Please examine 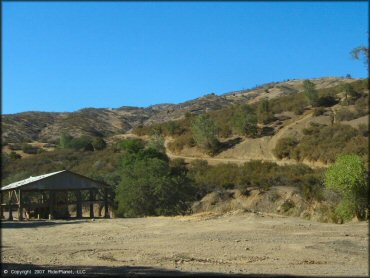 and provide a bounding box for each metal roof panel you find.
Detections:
[1,170,66,191]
